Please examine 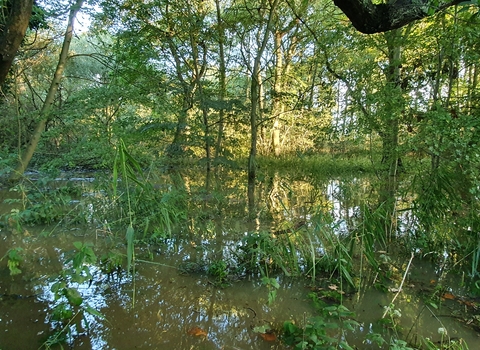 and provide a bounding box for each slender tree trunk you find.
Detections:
[11,0,84,180]
[214,0,226,159]
[430,9,458,171]
[248,0,279,217]
[468,64,478,112]
[0,0,33,88]
[271,31,284,157]
[379,28,404,238]
[191,34,210,170]
[164,3,196,156]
